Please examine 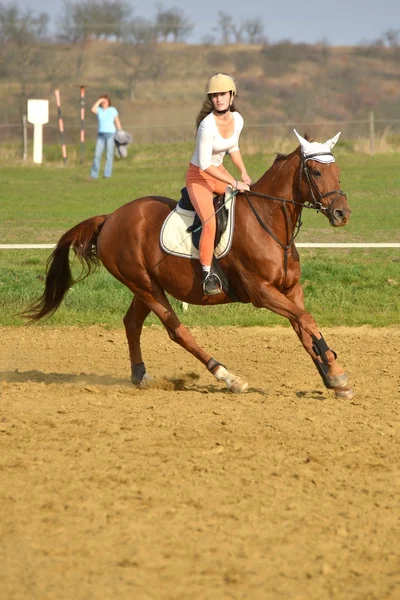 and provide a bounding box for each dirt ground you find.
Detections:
[0,325,399,600]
